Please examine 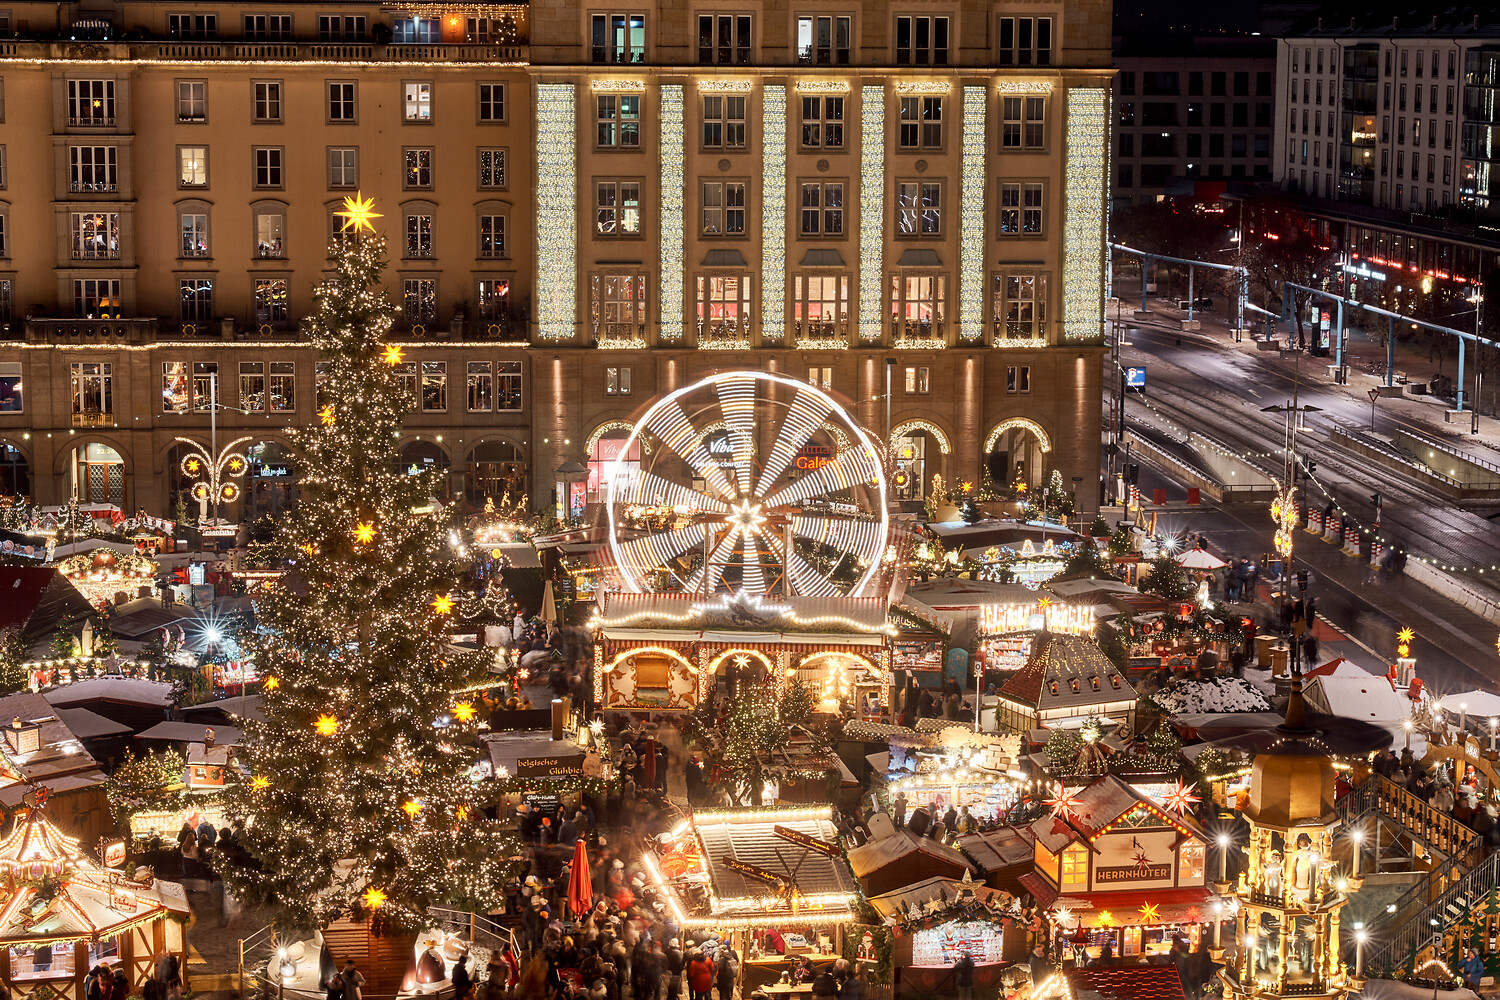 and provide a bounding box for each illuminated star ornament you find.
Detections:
[402,800,423,819]
[1398,627,1415,657]
[362,886,387,909]
[319,403,336,426]
[336,192,382,233]
[1162,778,1201,815]
[251,776,270,791]
[185,458,201,474]
[353,521,377,545]
[1139,902,1161,923]
[382,344,406,366]
[453,702,477,722]
[1046,786,1082,820]
[262,675,279,691]
[431,593,454,615]
[315,713,339,736]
